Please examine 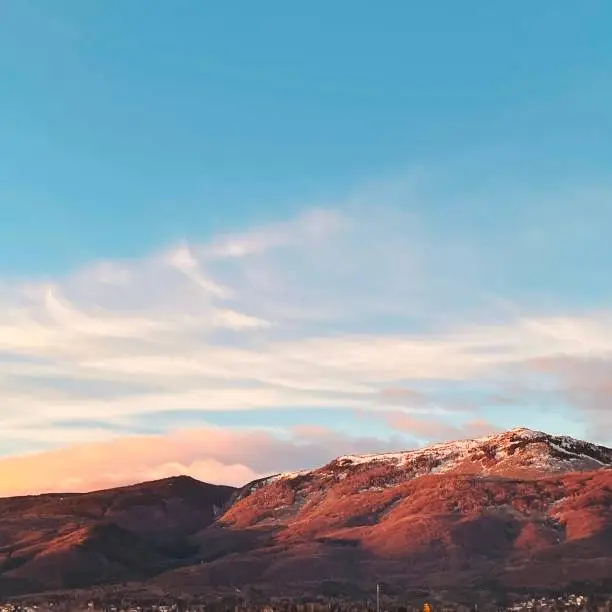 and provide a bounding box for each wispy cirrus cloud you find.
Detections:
[1,179,612,487]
